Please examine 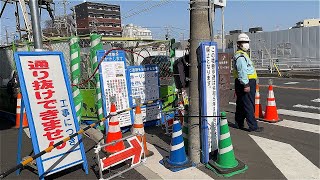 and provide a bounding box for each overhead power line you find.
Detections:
[122,0,172,19]
[122,0,153,16]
